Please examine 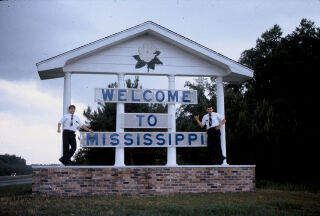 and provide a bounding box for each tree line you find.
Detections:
[73,19,320,185]
[0,154,32,176]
